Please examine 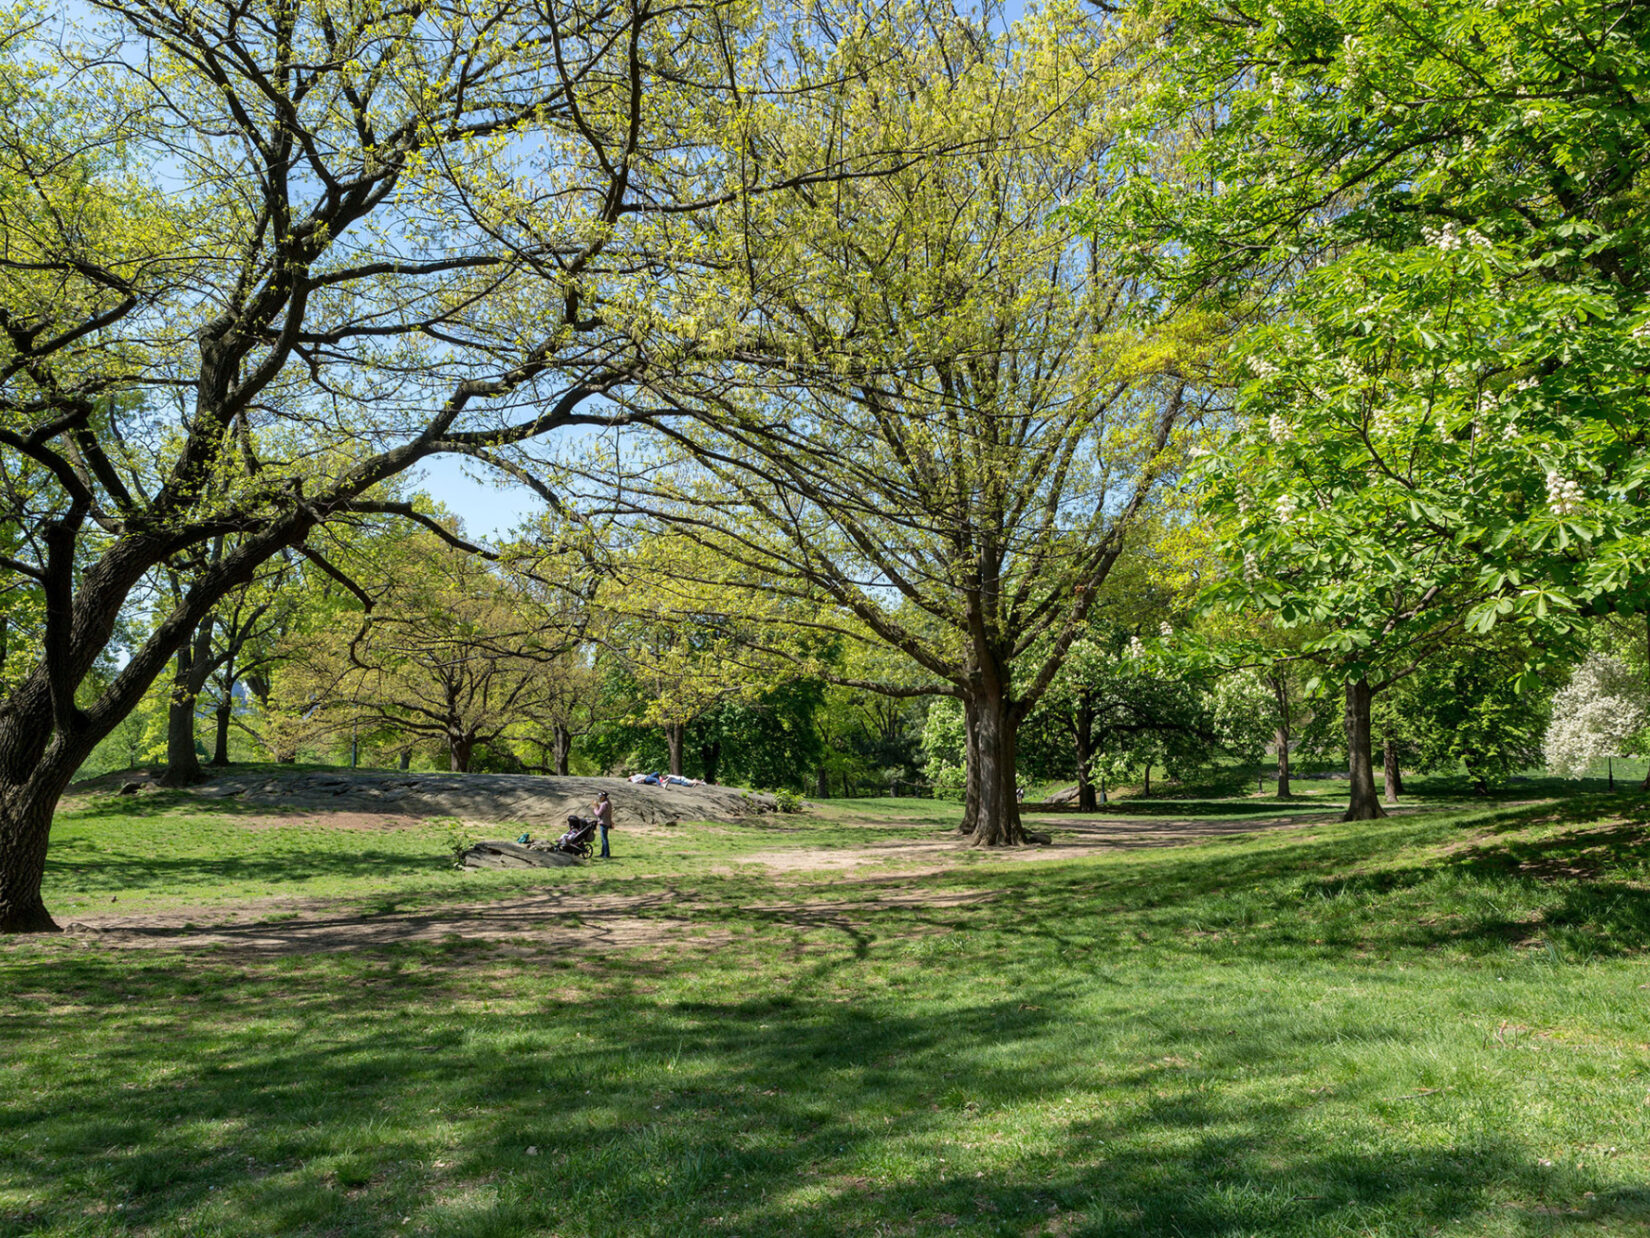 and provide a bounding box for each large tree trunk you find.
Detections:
[966,688,1024,847]
[0,710,100,932]
[449,733,474,773]
[1142,762,1151,797]
[700,739,721,784]
[816,766,830,799]
[0,774,67,933]
[1343,678,1387,821]
[399,747,412,772]
[664,723,685,777]
[1074,701,1097,813]
[553,724,572,777]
